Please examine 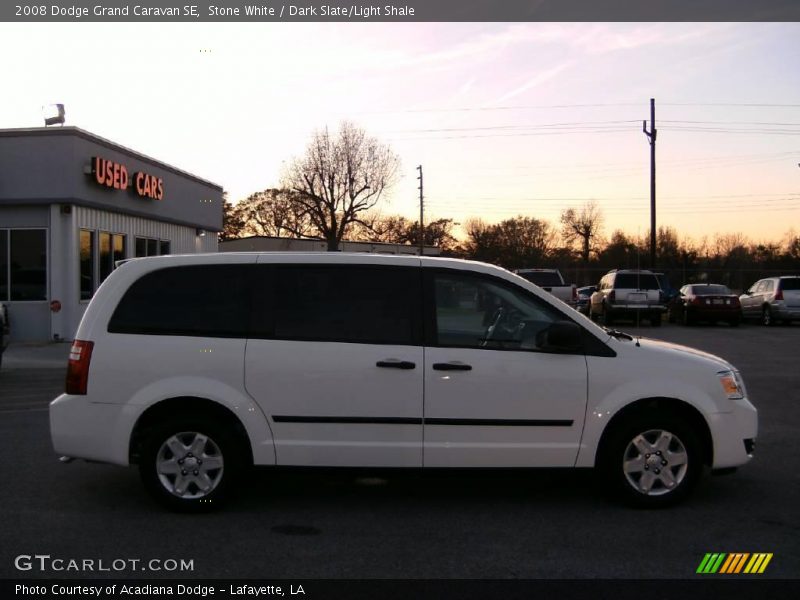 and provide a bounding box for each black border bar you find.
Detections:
[3,1,800,22]
[4,579,800,600]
